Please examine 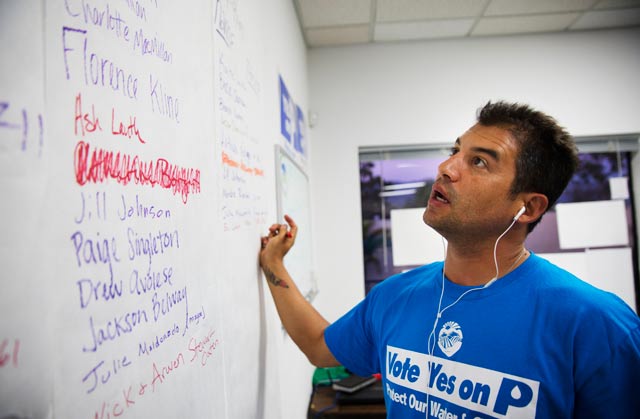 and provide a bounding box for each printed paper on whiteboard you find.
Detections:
[585,247,636,311]
[537,251,588,280]
[556,200,628,249]
[391,208,444,266]
[610,177,630,200]
[540,248,636,312]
